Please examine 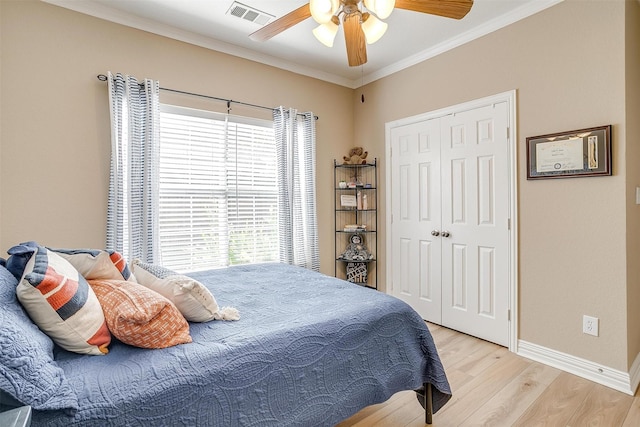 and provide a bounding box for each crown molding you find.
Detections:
[358,0,564,87]
[44,0,564,89]
[42,0,355,88]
